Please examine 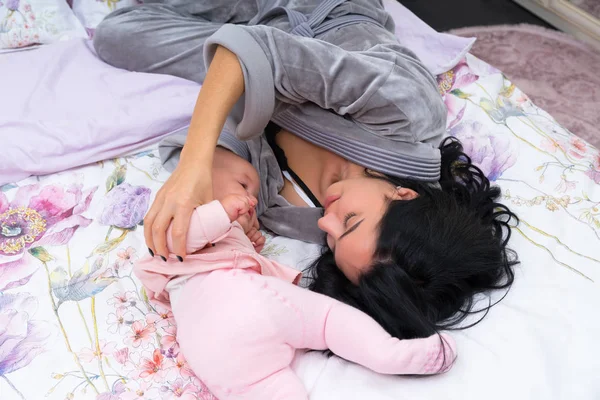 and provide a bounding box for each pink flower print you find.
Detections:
[585,157,600,184]
[138,349,166,382]
[107,290,137,309]
[164,352,195,380]
[146,305,175,329]
[555,175,577,193]
[115,246,138,274]
[191,377,216,400]
[106,307,134,334]
[0,293,53,381]
[437,60,479,130]
[0,183,96,291]
[121,380,160,400]
[6,0,19,11]
[516,93,529,105]
[125,321,156,349]
[97,381,126,400]
[161,378,199,400]
[568,137,587,159]
[160,325,179,354]
[77,340,117,363]
[540,138,567,154]
[23,3,30,11]
[114,347,130,365]
[585,169,600,184]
